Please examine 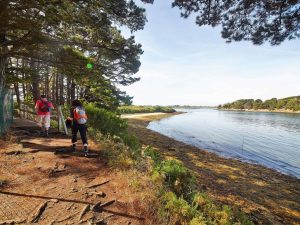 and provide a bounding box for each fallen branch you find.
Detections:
[87,179,110,189]
[31,201,48,223]
[79,204,90,220]
[92,200,115,212]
